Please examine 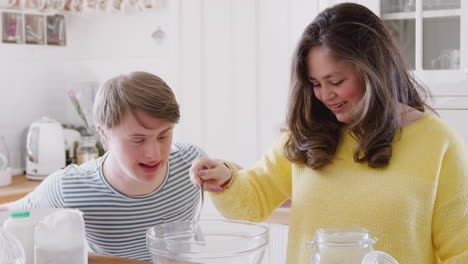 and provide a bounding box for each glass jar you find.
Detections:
[0,227,25,264]
[76,136,99,165]
[0,136,12,187]
[3,210,36,264]
[307,226,377,264]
